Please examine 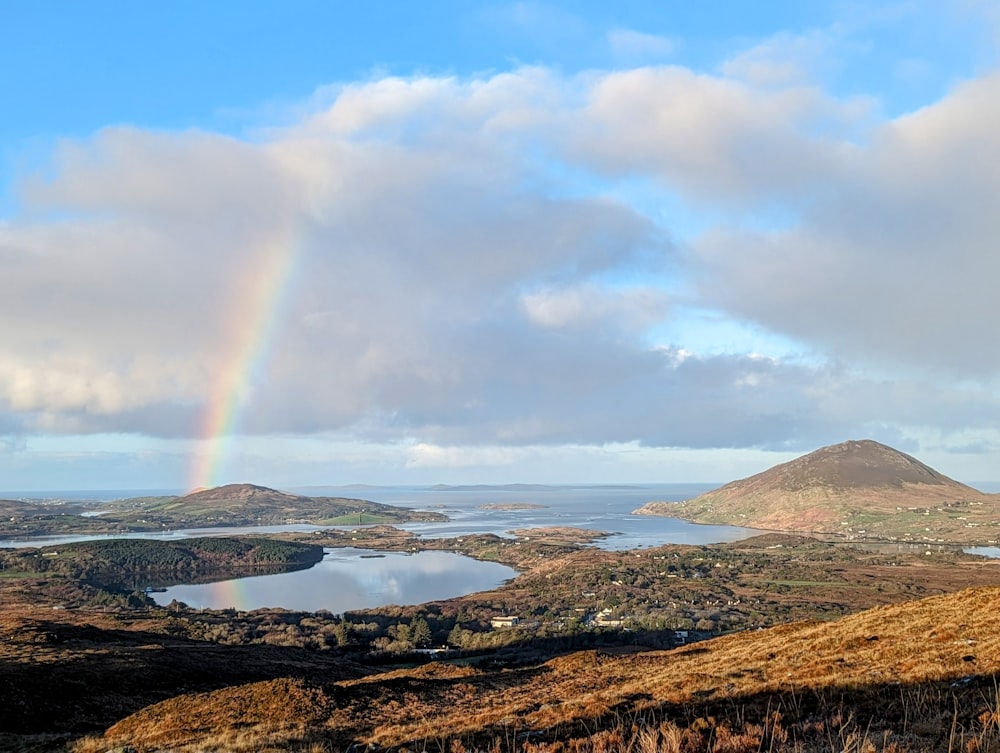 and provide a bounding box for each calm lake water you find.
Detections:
[966,546,1000,558]
[148,548,518,613]
[3,484,766,612]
